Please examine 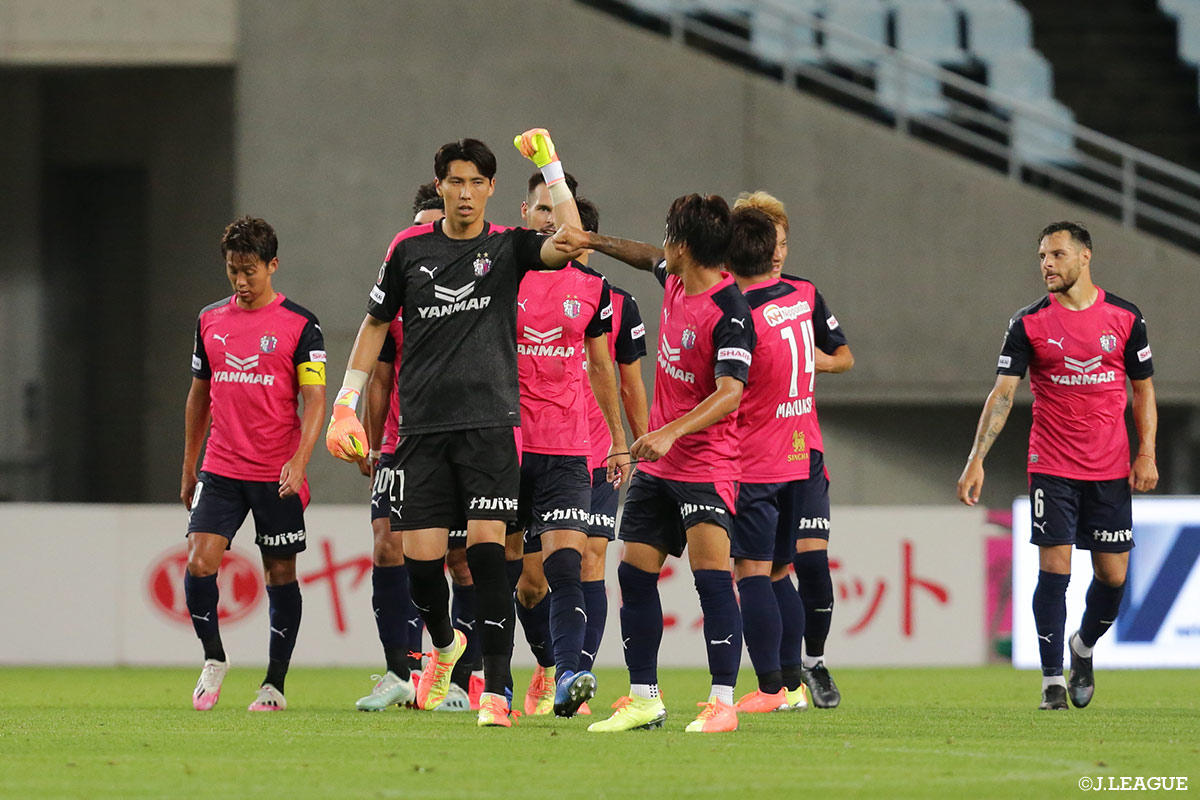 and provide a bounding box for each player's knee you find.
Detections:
[581,545,606,581]
[515,575,547,608]
[733,558,771,581]
[543,548,582,590]
[504,532,524,561]
[372,528,405,566]
[446,548,472,585]
[262,556,297,586]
